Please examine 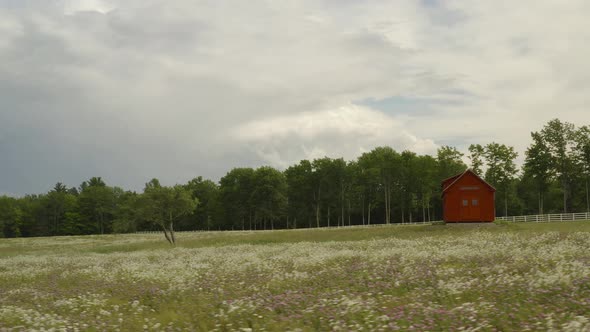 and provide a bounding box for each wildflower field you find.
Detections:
[1,222,590,331]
